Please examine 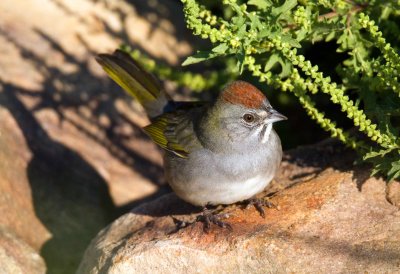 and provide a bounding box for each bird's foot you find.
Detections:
[245,197,276,218]
[196,207,232,233]
[171,216,190,231]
